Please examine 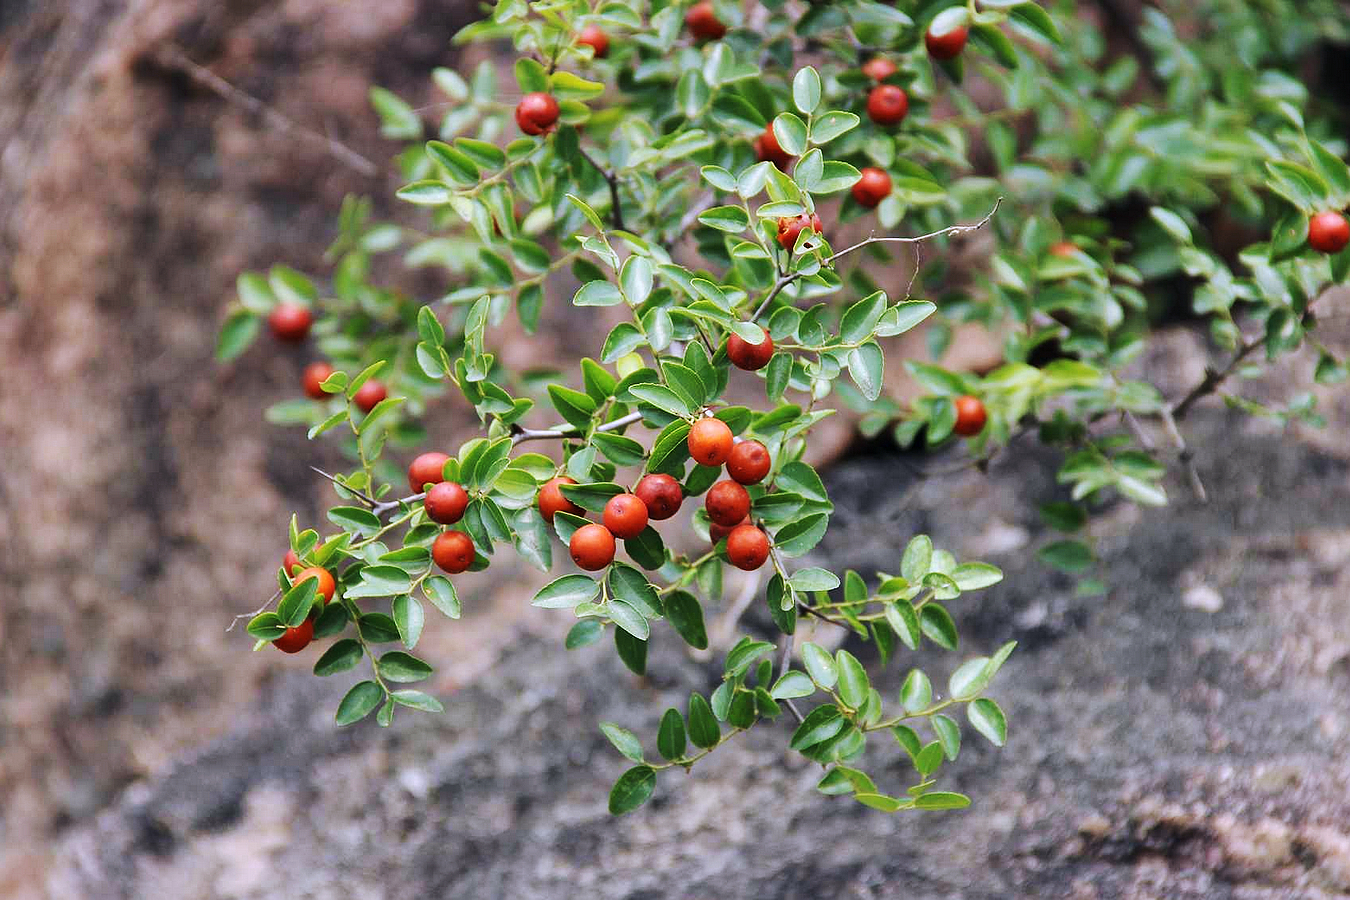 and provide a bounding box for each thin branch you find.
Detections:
[1122,410,1156,452]
[310,466,377,507]
[576,145,626,231]
[226,588,282,632]
[750,198,1002,321]
[510,410,643,446]
[1159,405,1207,502]
[1171,335,1261,421]
[373,491,424,518]
[774,632,805,724]
[148,44,379,177]
[677,190,716,235]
